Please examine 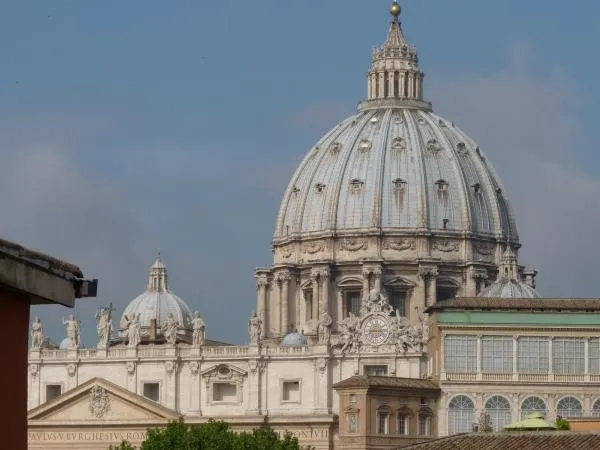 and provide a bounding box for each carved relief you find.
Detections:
[314,183,326,194]
[249,359,266,376]
[383,238,416,251]
[426,139,442,152]
[67,364,77,377]
[339,238,368,252]
[432,239,459,253]
[276,270,292,283]
[280,247,293,260]
[190,361,200,375]
[164,360,178,375]
[89,385,110,419]
[29,364,39,378]
[349,179,364,194]
[126,361,136,375]
[303,242,325,254]
[456,142,468,155]
[314,358,328,374]
[474,242,495,256]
